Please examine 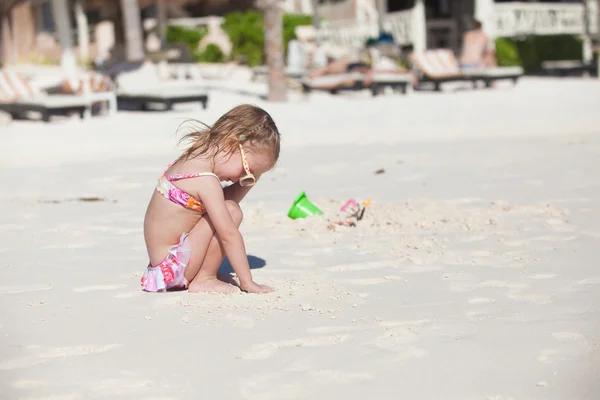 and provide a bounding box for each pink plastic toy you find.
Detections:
[341,199,358,212]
